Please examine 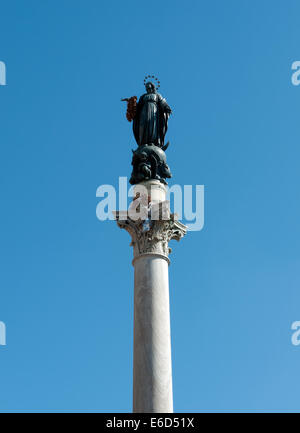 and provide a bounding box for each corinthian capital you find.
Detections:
[114,202,187,263]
